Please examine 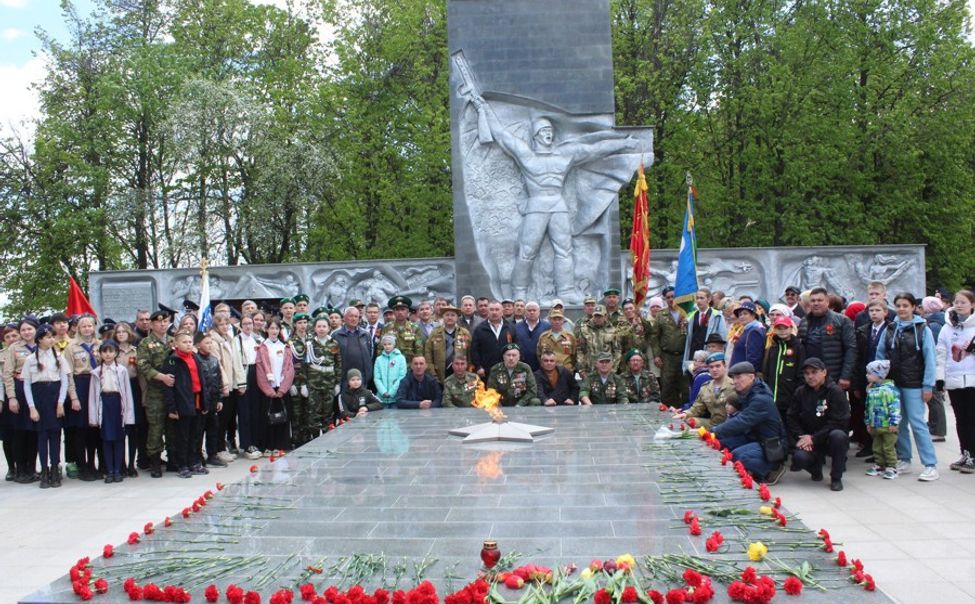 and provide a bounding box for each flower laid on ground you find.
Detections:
[705,531,724,553]
[747,541,768,561]
[727,567,776,603]
[783,576,803,595]
[616,554,636,571]
[205,584,220,602]
[126,532,140,545]
[250,464,259,473]
[758,483,770,501]
[102,544,113,558]
[144,521,154,535]
[835,551,848,566]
